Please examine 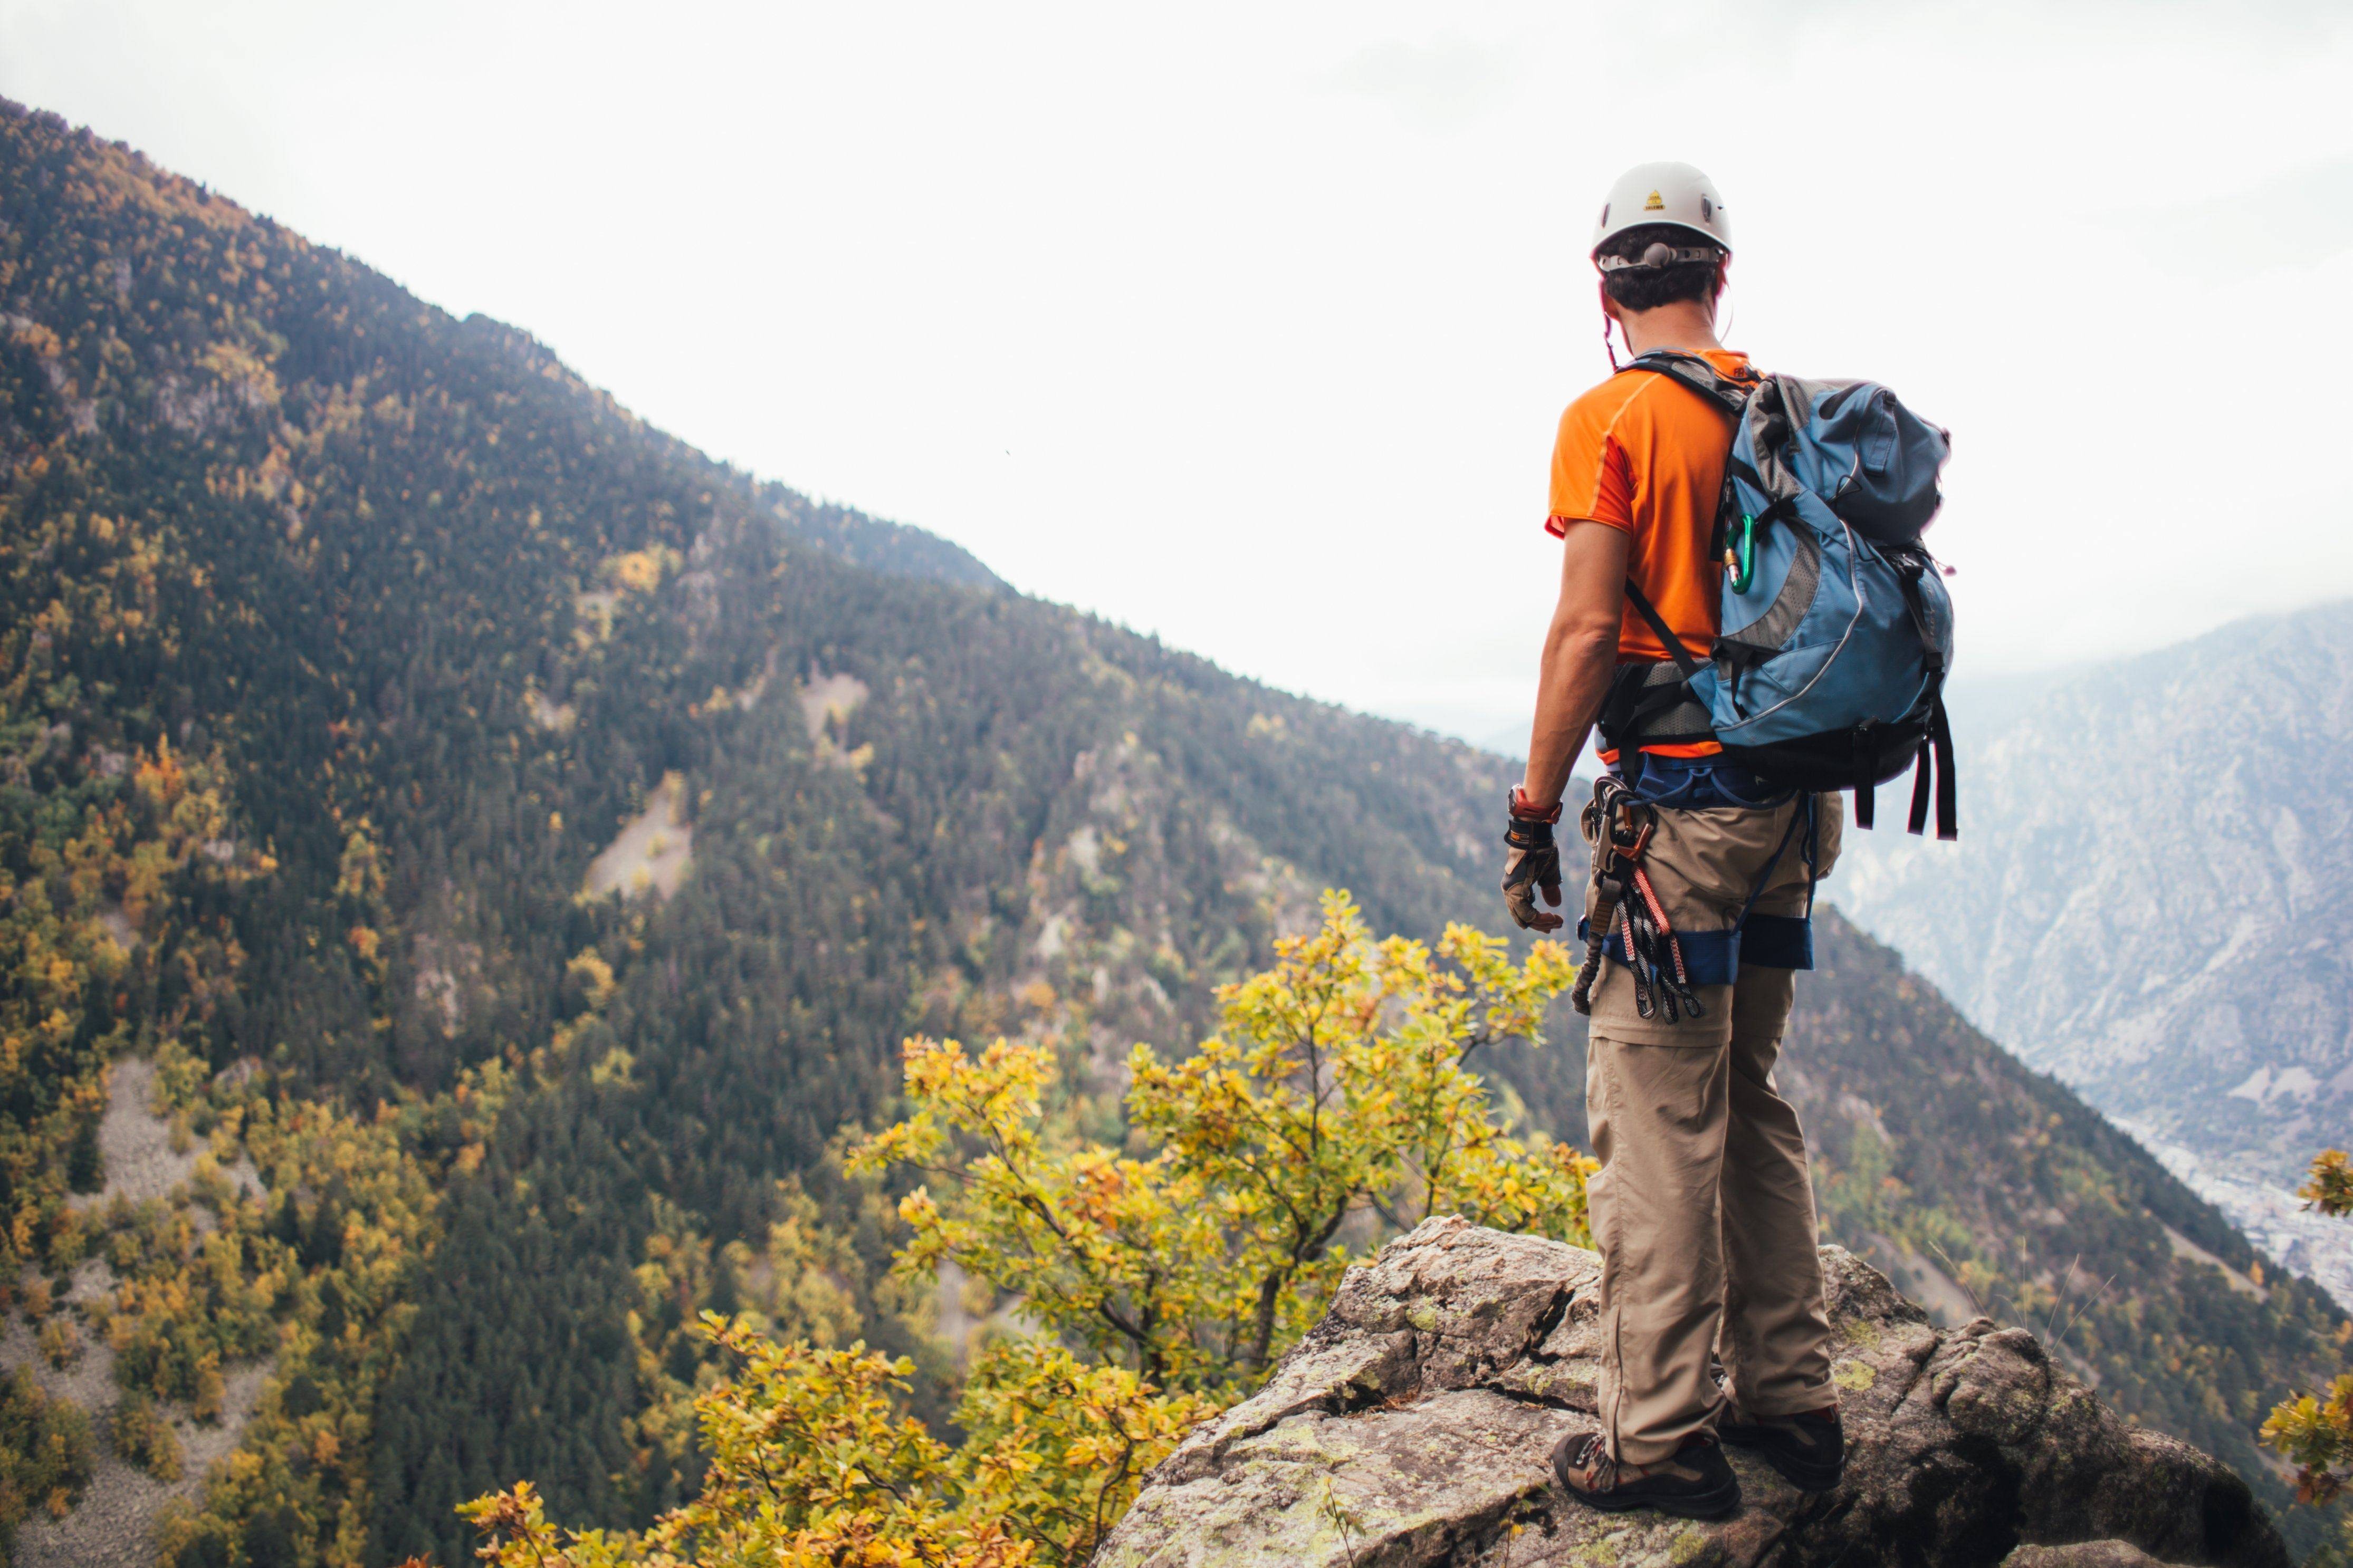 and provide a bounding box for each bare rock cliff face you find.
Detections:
[1832,602,2353,1235]
[1098,1218,2285,1568]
